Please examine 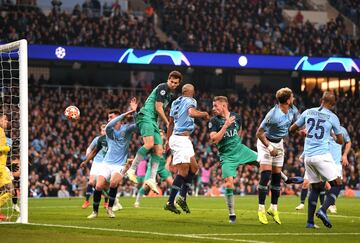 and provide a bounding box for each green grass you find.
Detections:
[1,196,359,243]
